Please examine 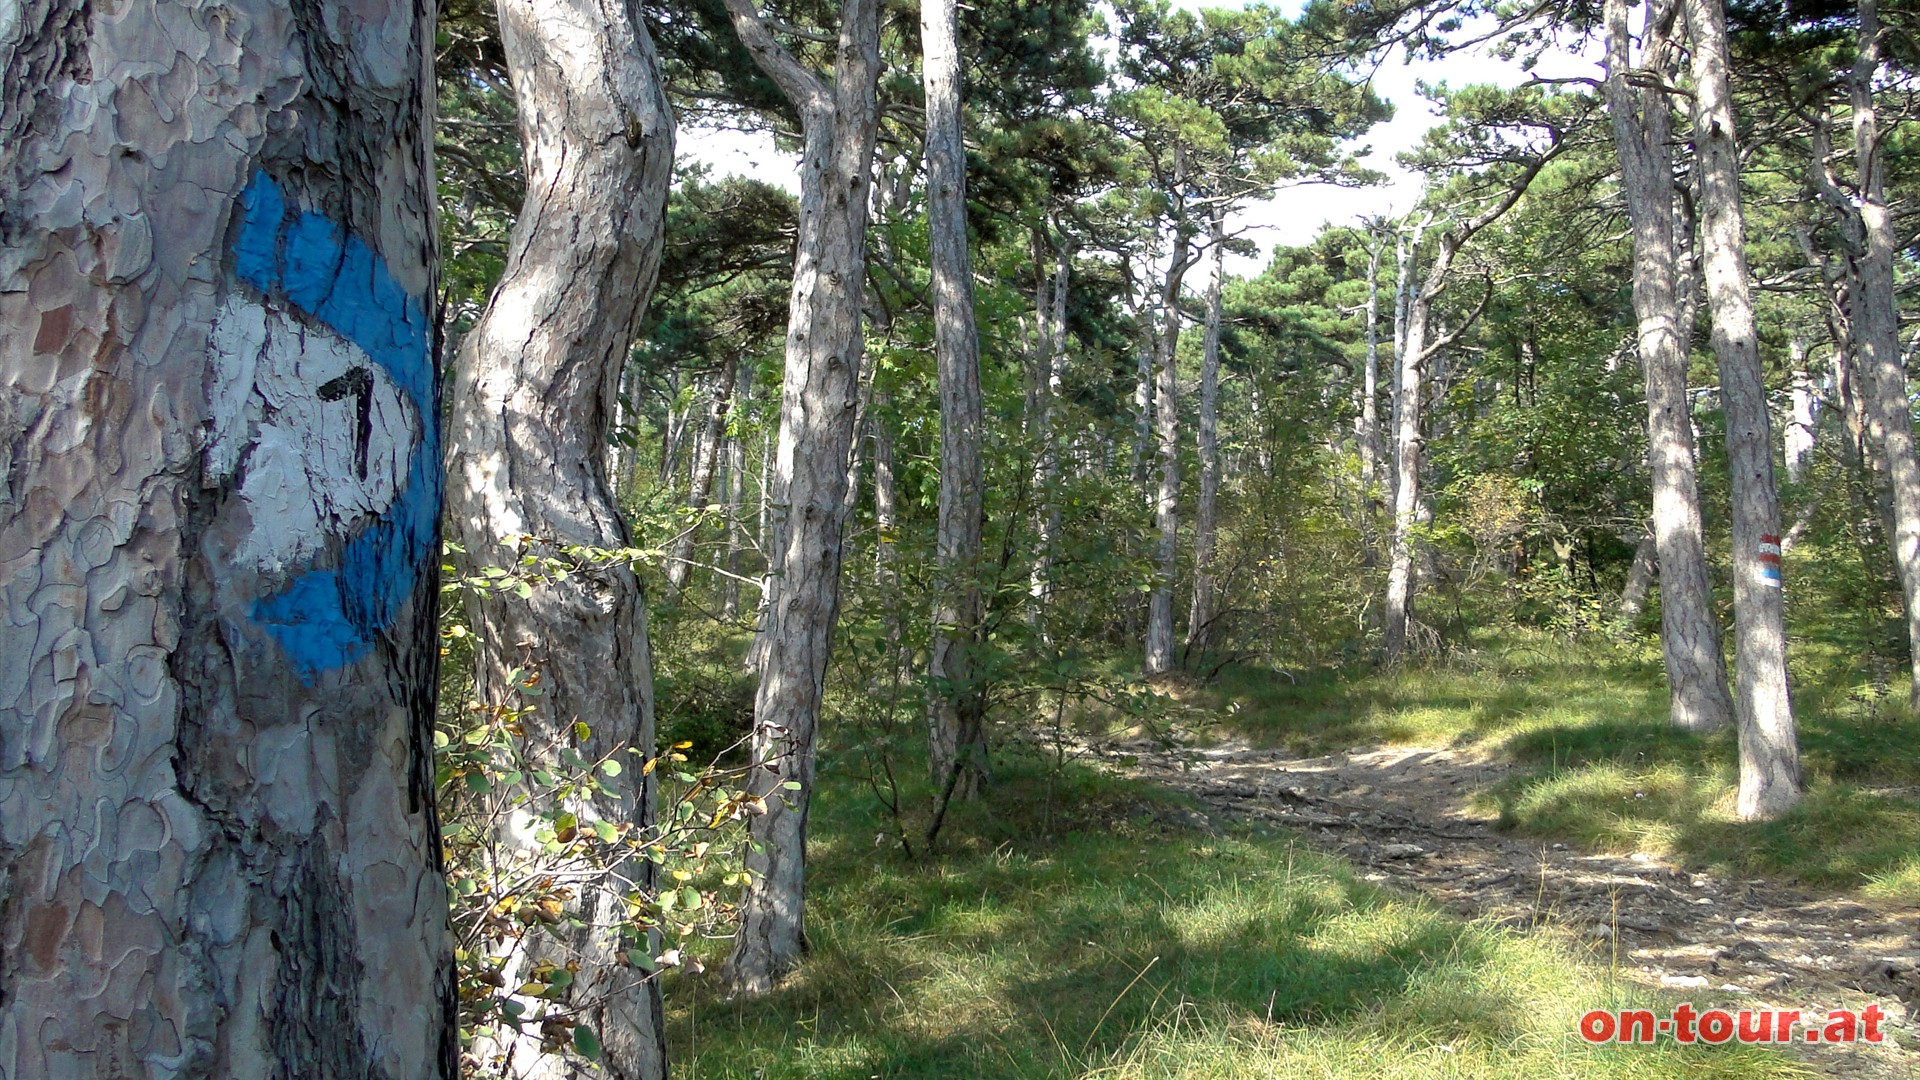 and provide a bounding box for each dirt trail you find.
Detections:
[1106,735,1920,1078]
